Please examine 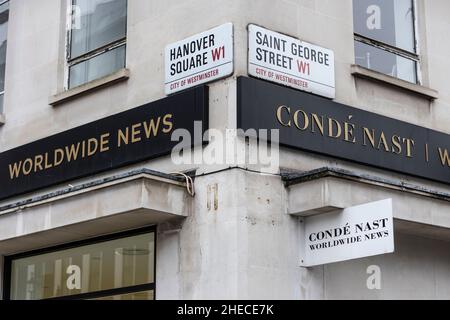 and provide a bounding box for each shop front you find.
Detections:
[0,85,207,300]
[4,227,155,300]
